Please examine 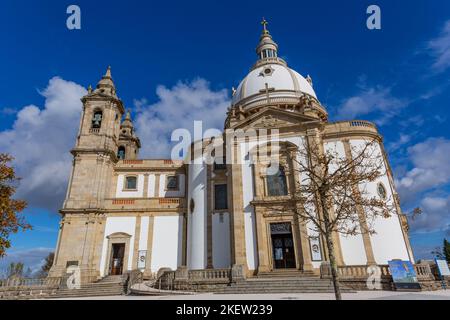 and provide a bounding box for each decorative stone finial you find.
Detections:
[306,75,313,86]
[88,85,93,93]
[105,66,112,78]
[232,87,236,96]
